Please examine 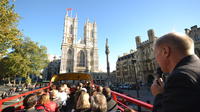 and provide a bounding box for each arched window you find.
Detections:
[90,51,94,66]
[77,50,85,67]
[67,49,73,70]
[70,25,73,34]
